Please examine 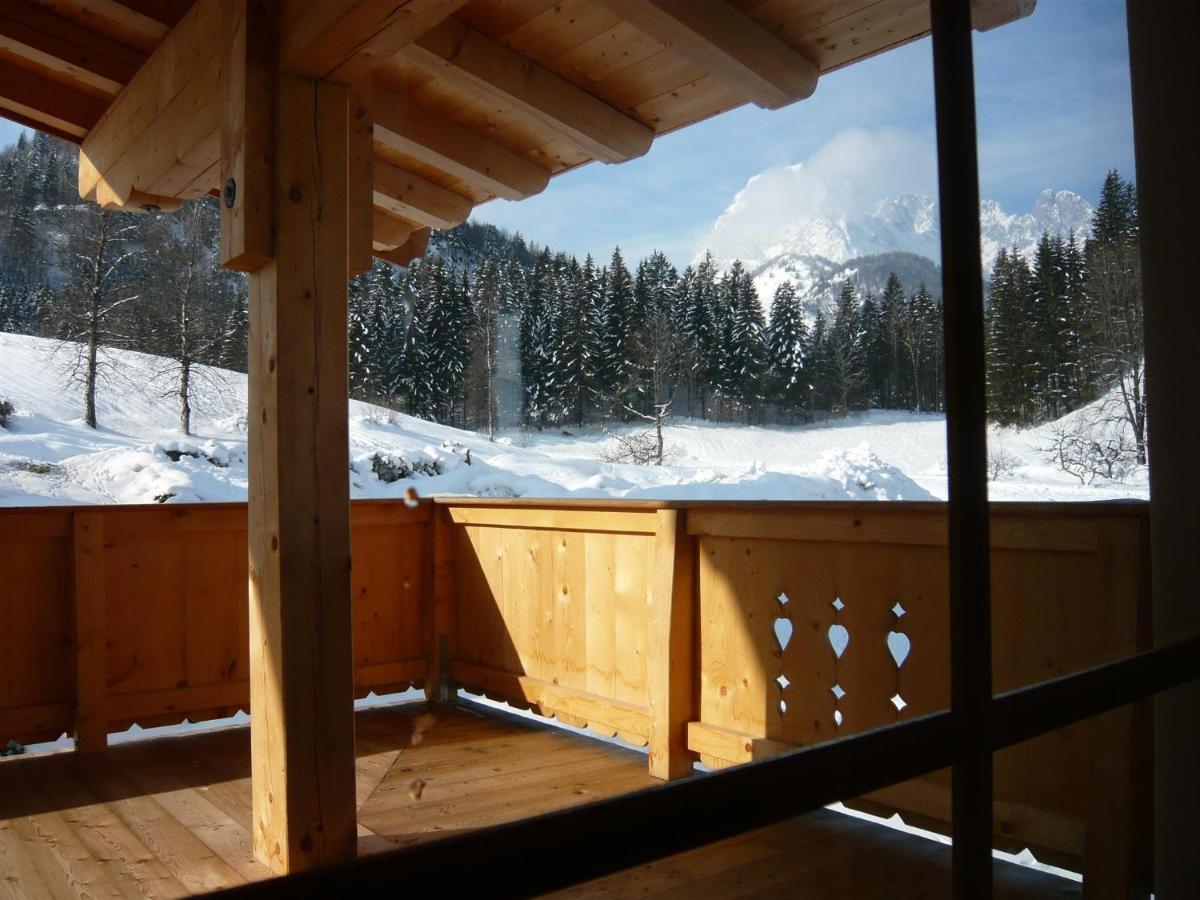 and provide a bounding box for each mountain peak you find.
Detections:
[698,183,1095,308]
